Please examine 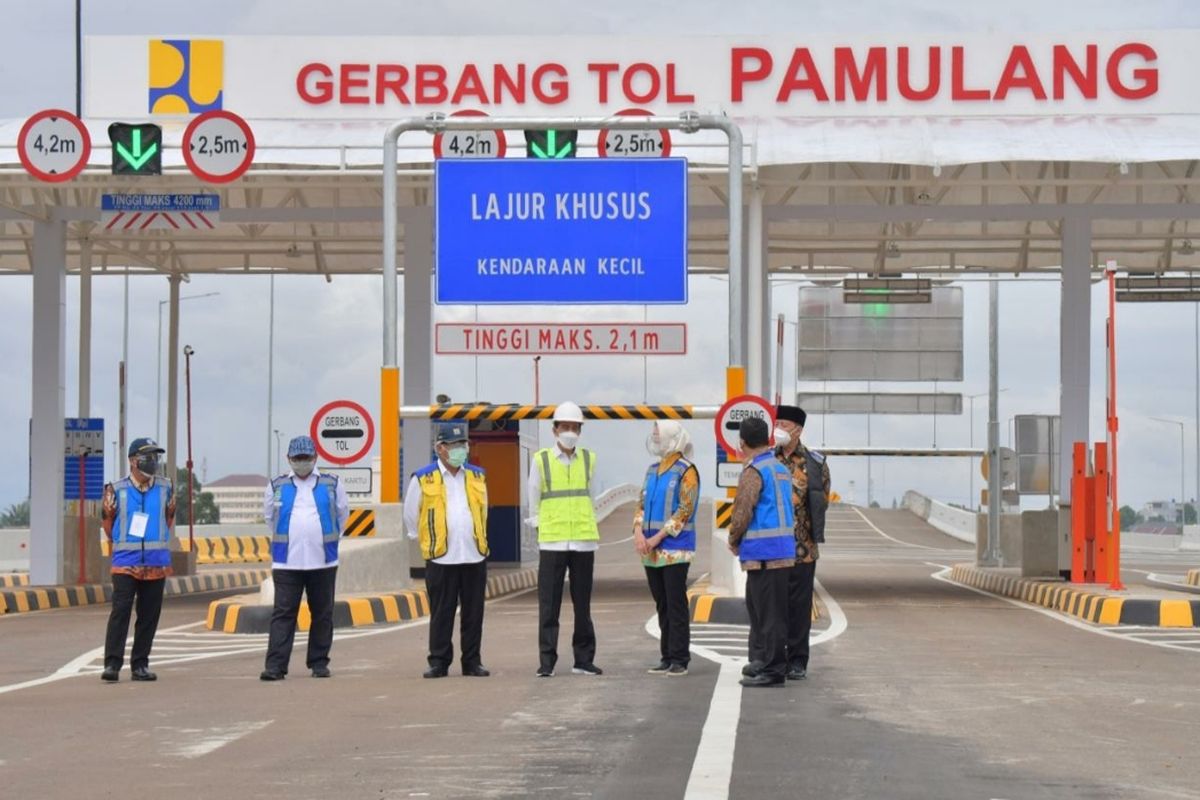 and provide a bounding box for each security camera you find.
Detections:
[183,345,195,356]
